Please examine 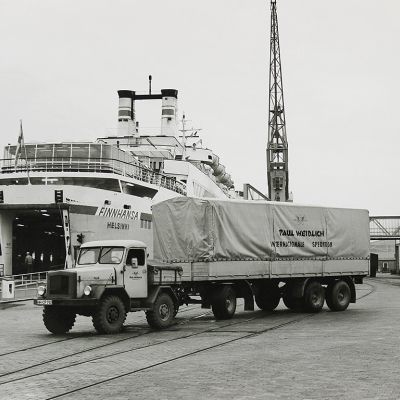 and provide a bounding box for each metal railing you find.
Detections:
[12,272,48,286]
[0,157,187,195]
